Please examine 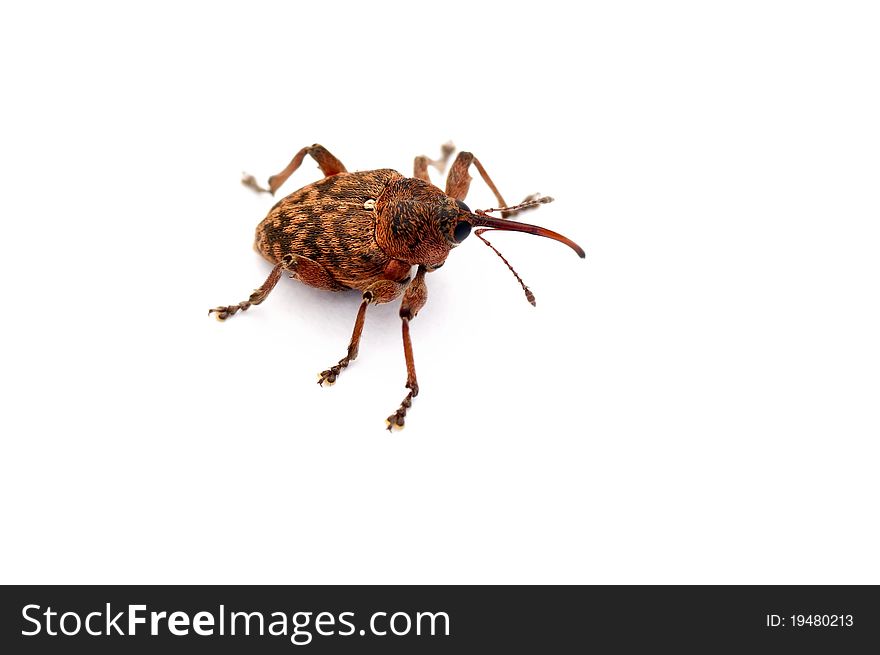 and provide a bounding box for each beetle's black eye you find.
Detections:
[455,199,471,213]
[453,221,471,243]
